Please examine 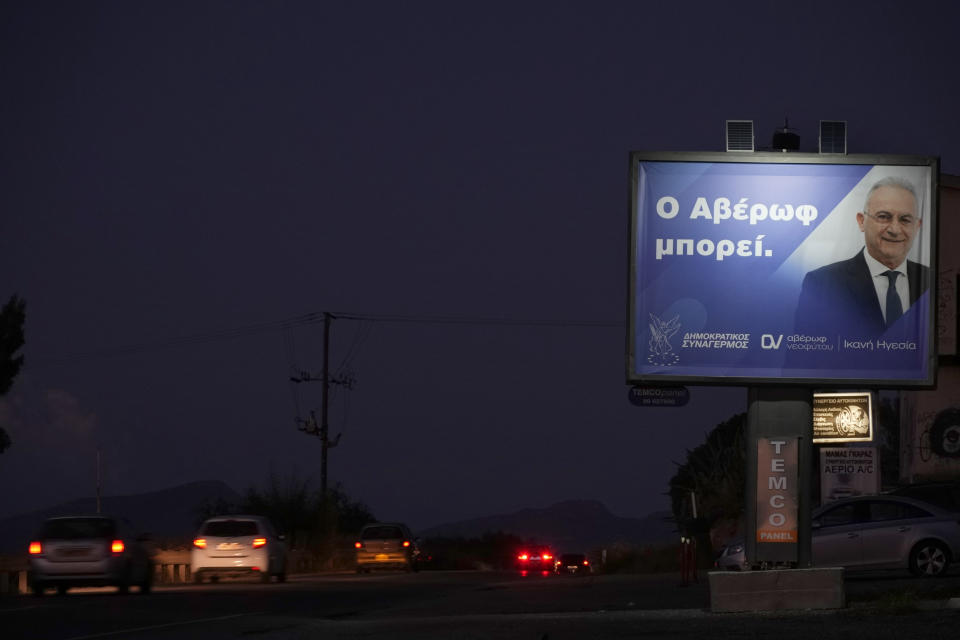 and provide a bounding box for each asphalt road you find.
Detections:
[1,570,959,639]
